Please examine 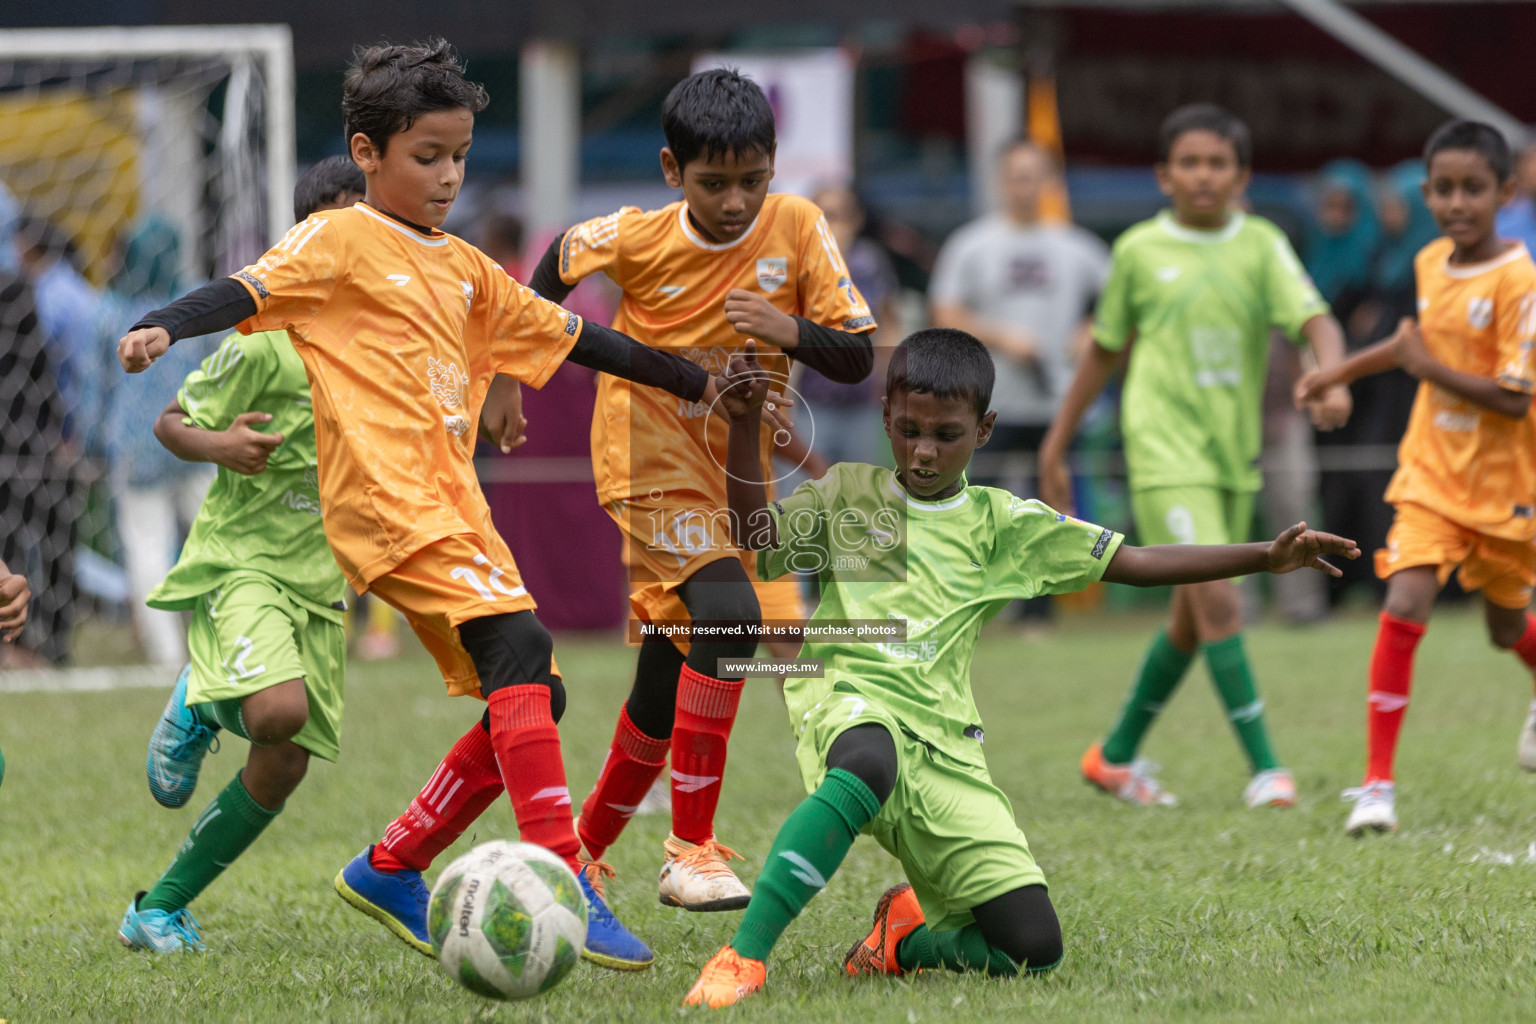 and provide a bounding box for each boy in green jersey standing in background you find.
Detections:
[1039,104,1354,809]
[683,331,1357,1006]
[116,159,377,952]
